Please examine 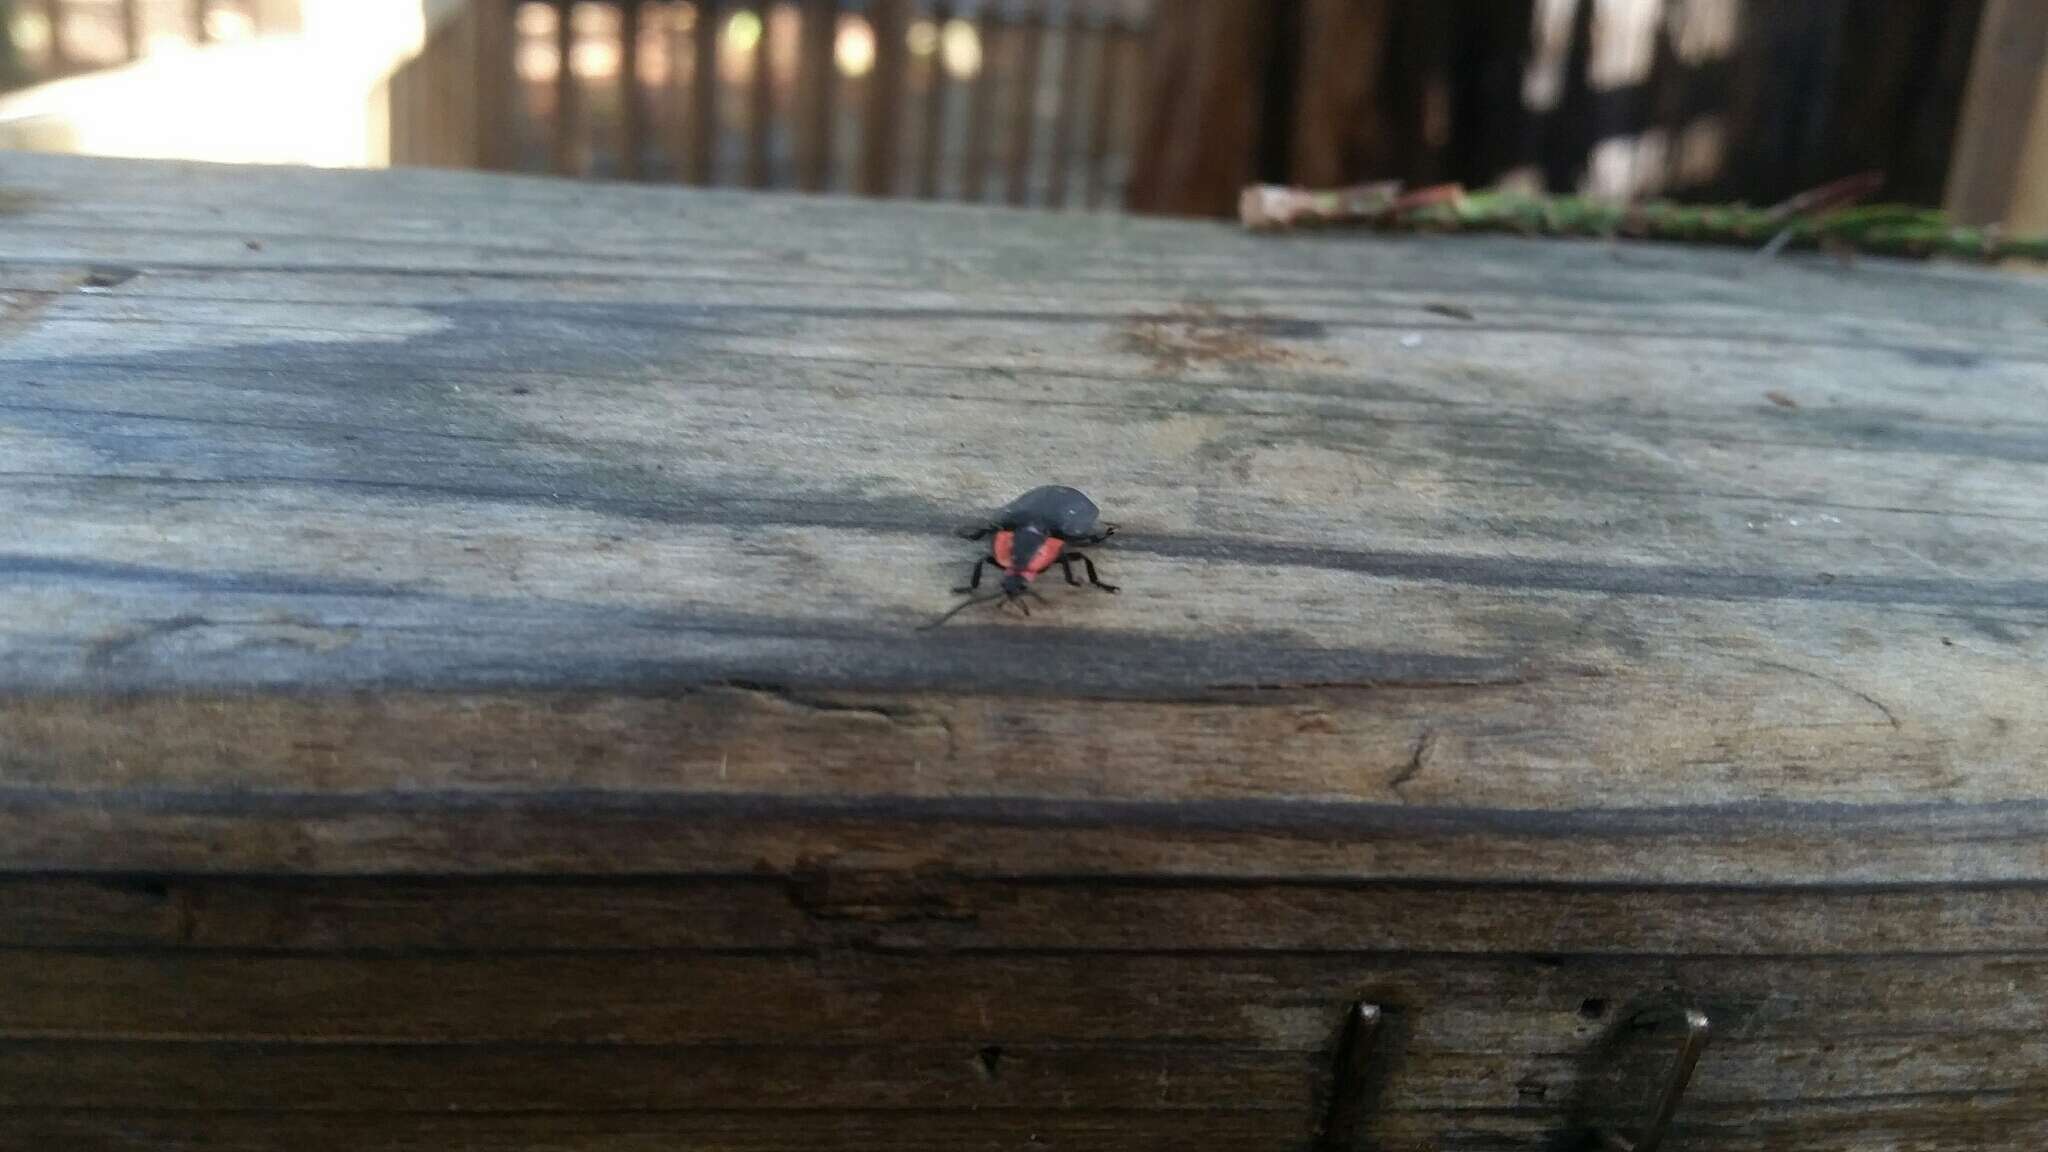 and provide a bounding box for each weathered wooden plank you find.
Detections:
[5,951,2043,1048]
[0,1040,1323,1112]
[6,1032,2045,1113]
[10,876,2048,957]
[2,1110,1303,1152]
[3,150,2045,1151]
[0,163,2045,859]
[5,1098,2045,1152]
